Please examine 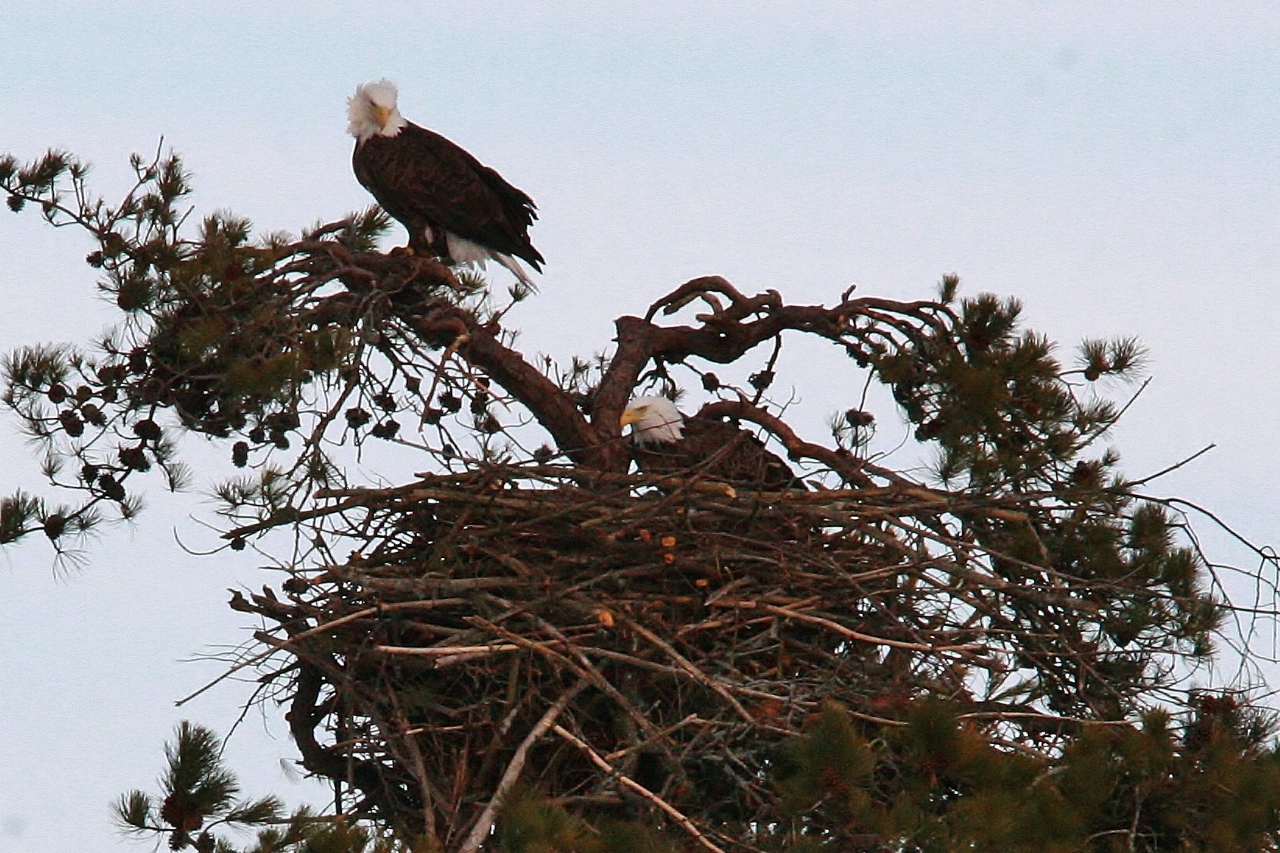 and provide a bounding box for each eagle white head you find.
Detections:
[347,79,408,141]
[621,396,684,445]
